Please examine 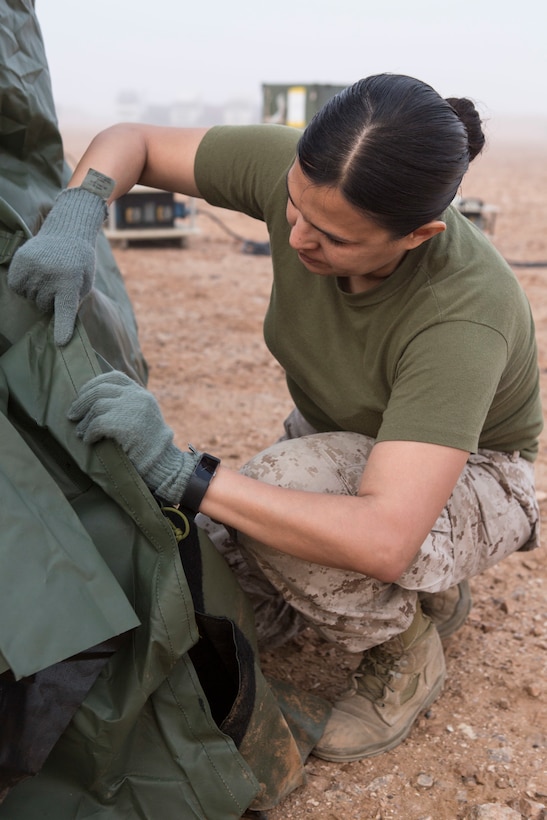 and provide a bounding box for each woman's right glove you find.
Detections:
[7,187,107,346]
[68,370,201,505]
